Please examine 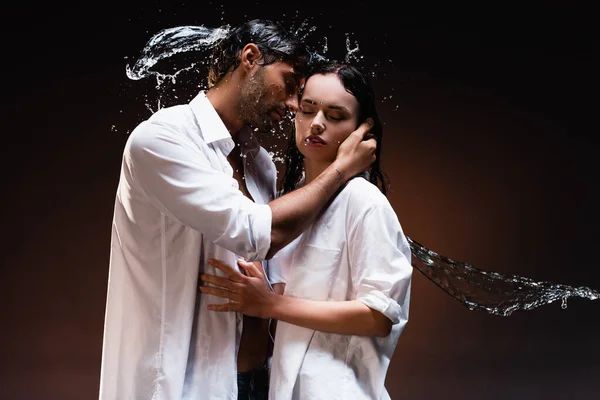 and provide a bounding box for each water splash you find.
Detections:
[123,21,329,157]
[292,18,318,42]
[407,236,599,316]
[122,24,598,317]
[125,25,230,82]
[344,33,361,63]
[124,21,365,99]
